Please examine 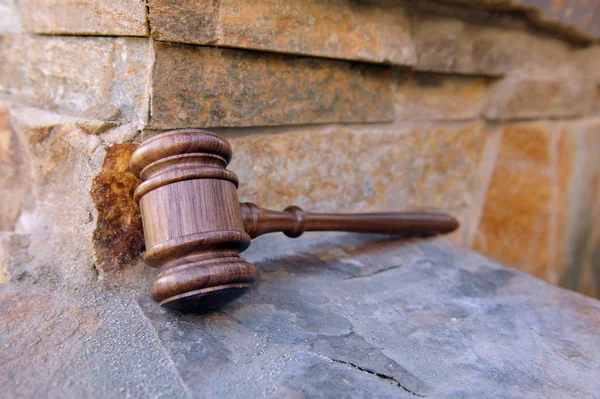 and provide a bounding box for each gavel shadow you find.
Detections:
[247,233,437,288]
